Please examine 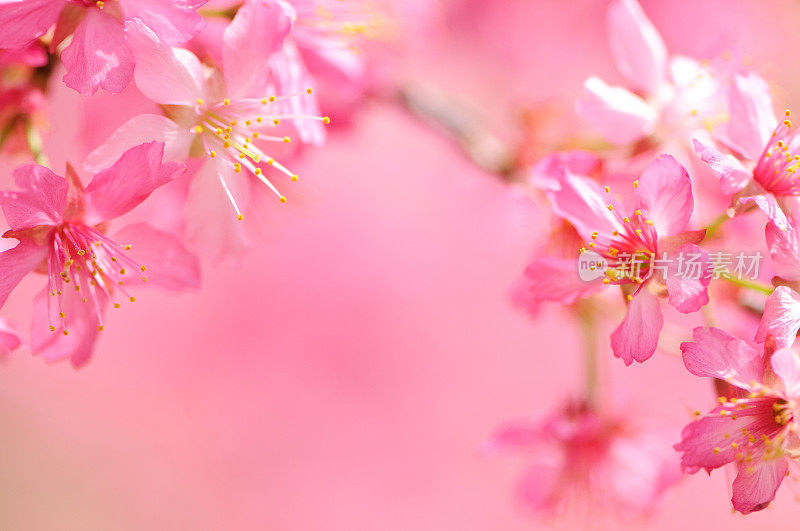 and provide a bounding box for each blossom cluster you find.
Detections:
[0,0,423,366]
[493,0,800,518]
